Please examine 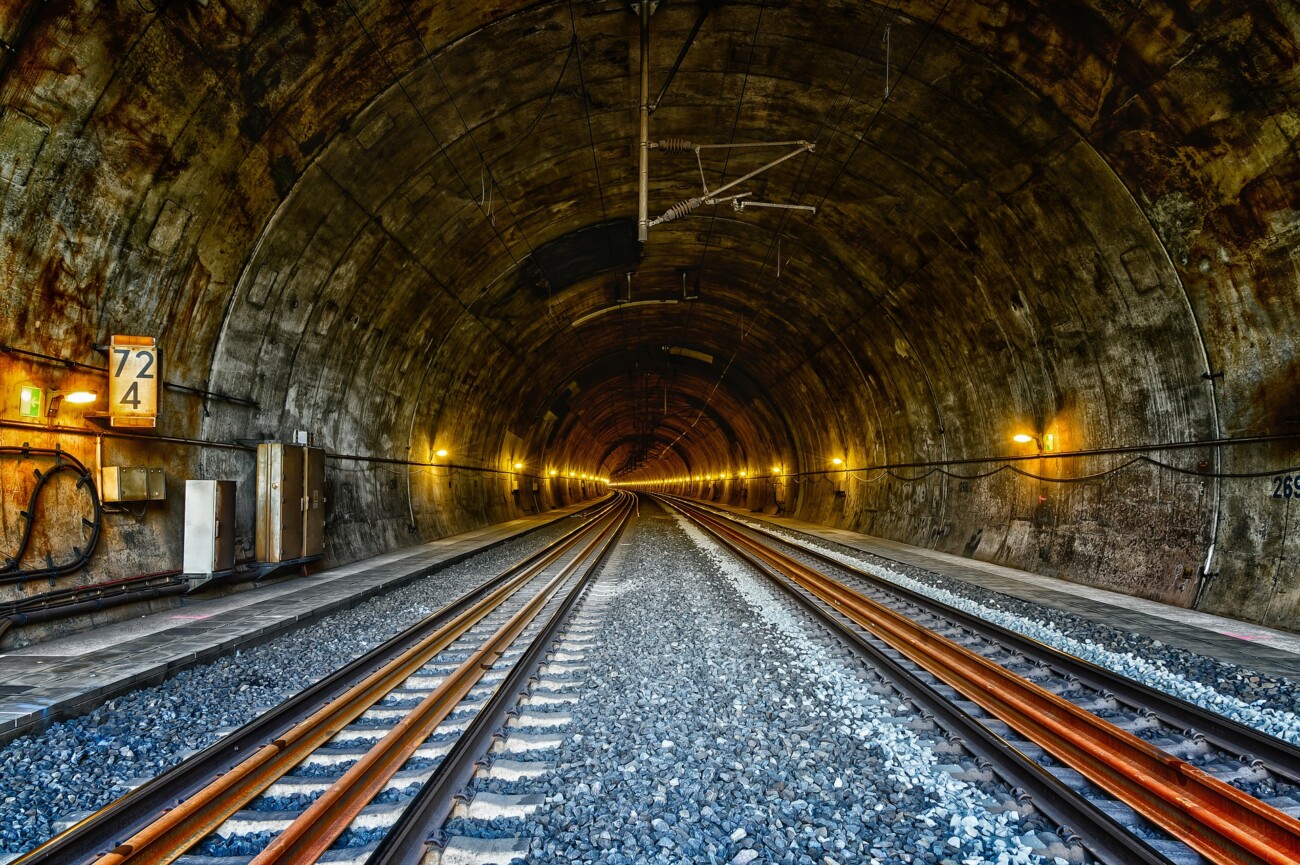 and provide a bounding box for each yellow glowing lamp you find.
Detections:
[513,462,523,469]
[64,391,97,404]
[772,465,782,474]
[1012,434,1033,444]
[434,448,449,458]
[831,457,844,466]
